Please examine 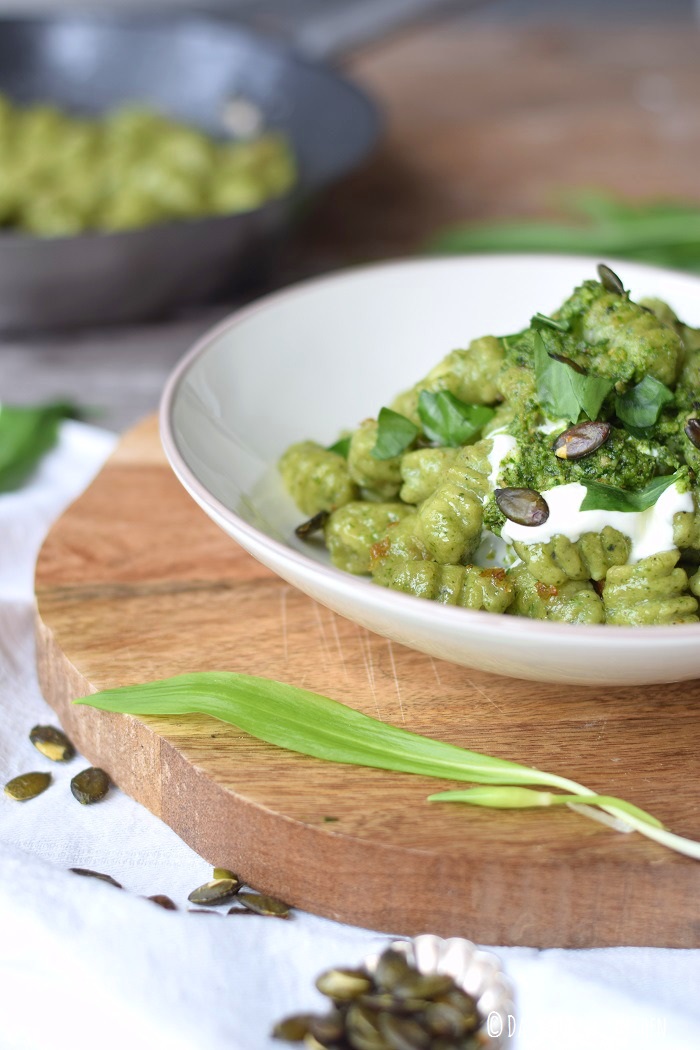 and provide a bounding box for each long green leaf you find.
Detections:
[75,673,700,861]
[75,672,555,786]
[429,192,700,273]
